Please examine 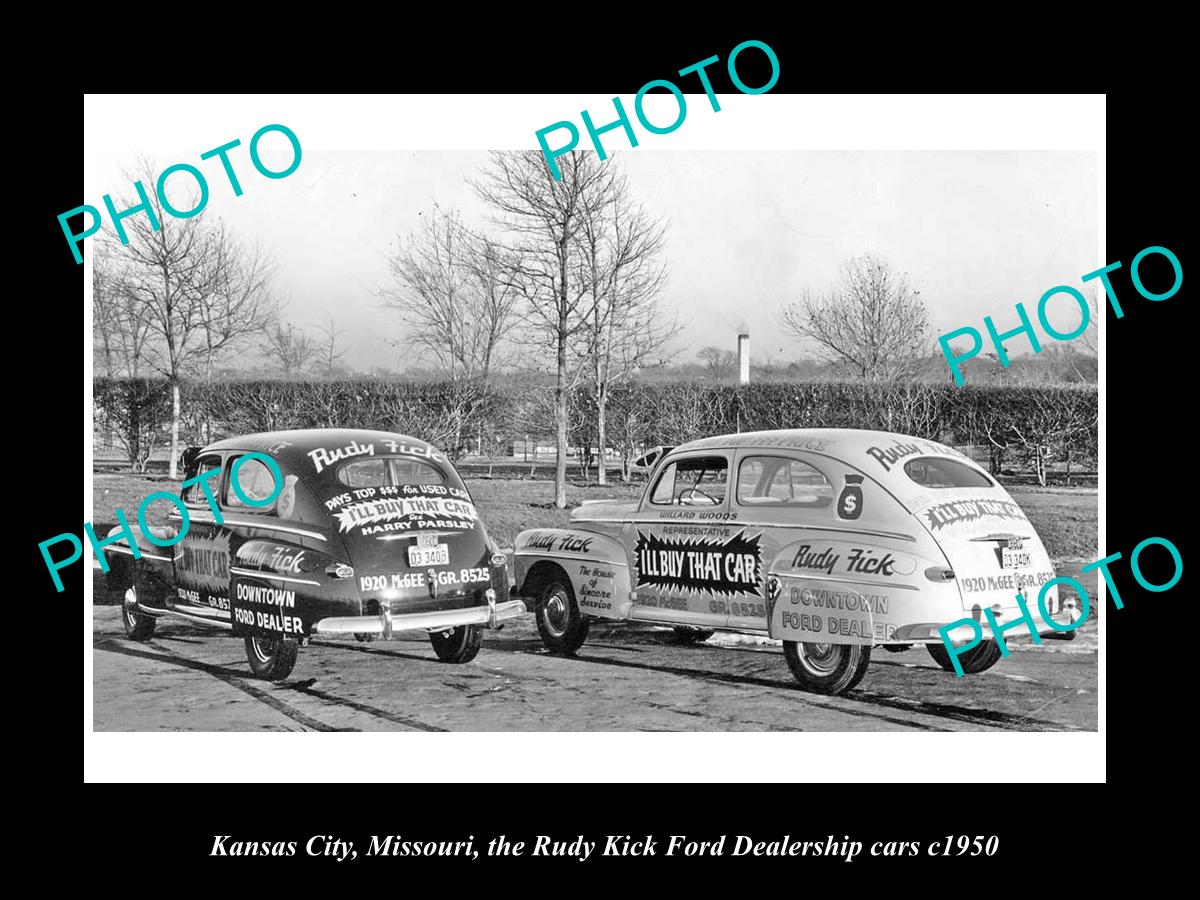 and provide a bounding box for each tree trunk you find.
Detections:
[596,388,608,486]
[554,235,569,509]
[169,377,181,479]
[555,340,568,509]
